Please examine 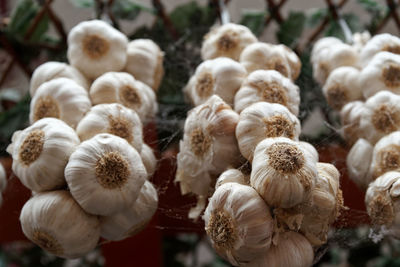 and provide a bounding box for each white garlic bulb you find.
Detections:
[234,70,300,116]
[340,101,366,145]
[240,42,293,80]
[140,143,157,178]
[7,118,79,192]
[76,103,143,153]
[203,183,274,266]
[369,131,400,180]
[359,33,400,66]
[20,190,100,258]
[100,181,158,241]
[299,141,319,163]
[236,102,301,162]
[90,72,157,123]
[365,171,400,239]
[322,66,362,110]
[248,231,314,267]
[250,137,317,208]
[201,23,257,61]
[125,39,164,91]
[276,44,302,81]
[347,138,374,189]
[359,51,400,98]
[67,20,128,79]
[311,37,358,85]
[184,57,247,106]
[215,169,248,189]
[352,31,371,53]
[29,78,91,128]
[358,91,400,144]
[30,62,90,96]
[65,133,147,216]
